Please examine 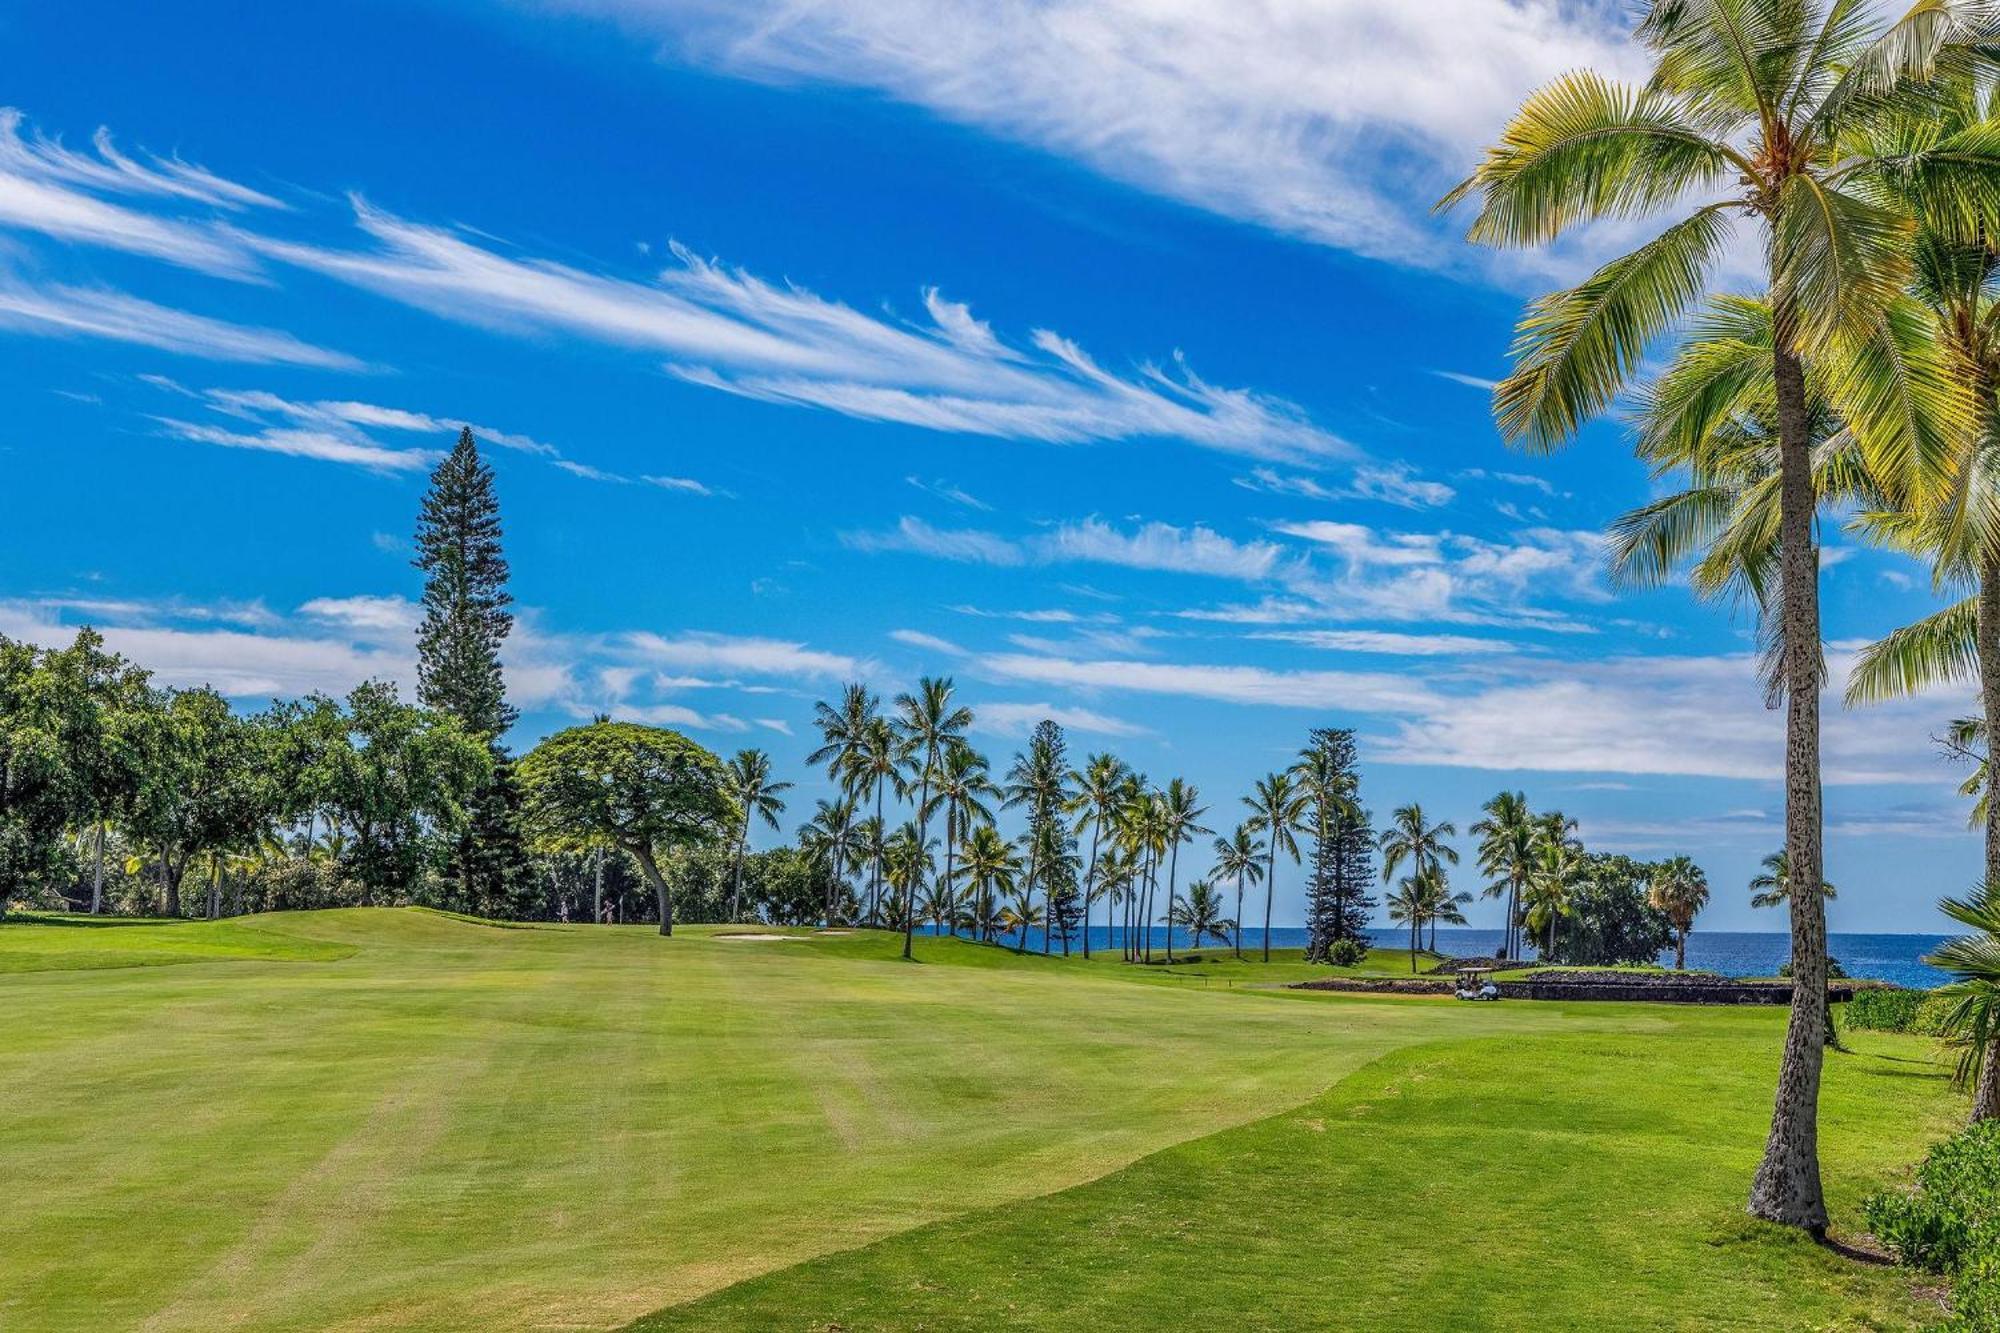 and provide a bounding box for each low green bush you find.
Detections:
[1843,988,1928,1032]
[1326,938,1368,968]
[1863,1121,2000,1330]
